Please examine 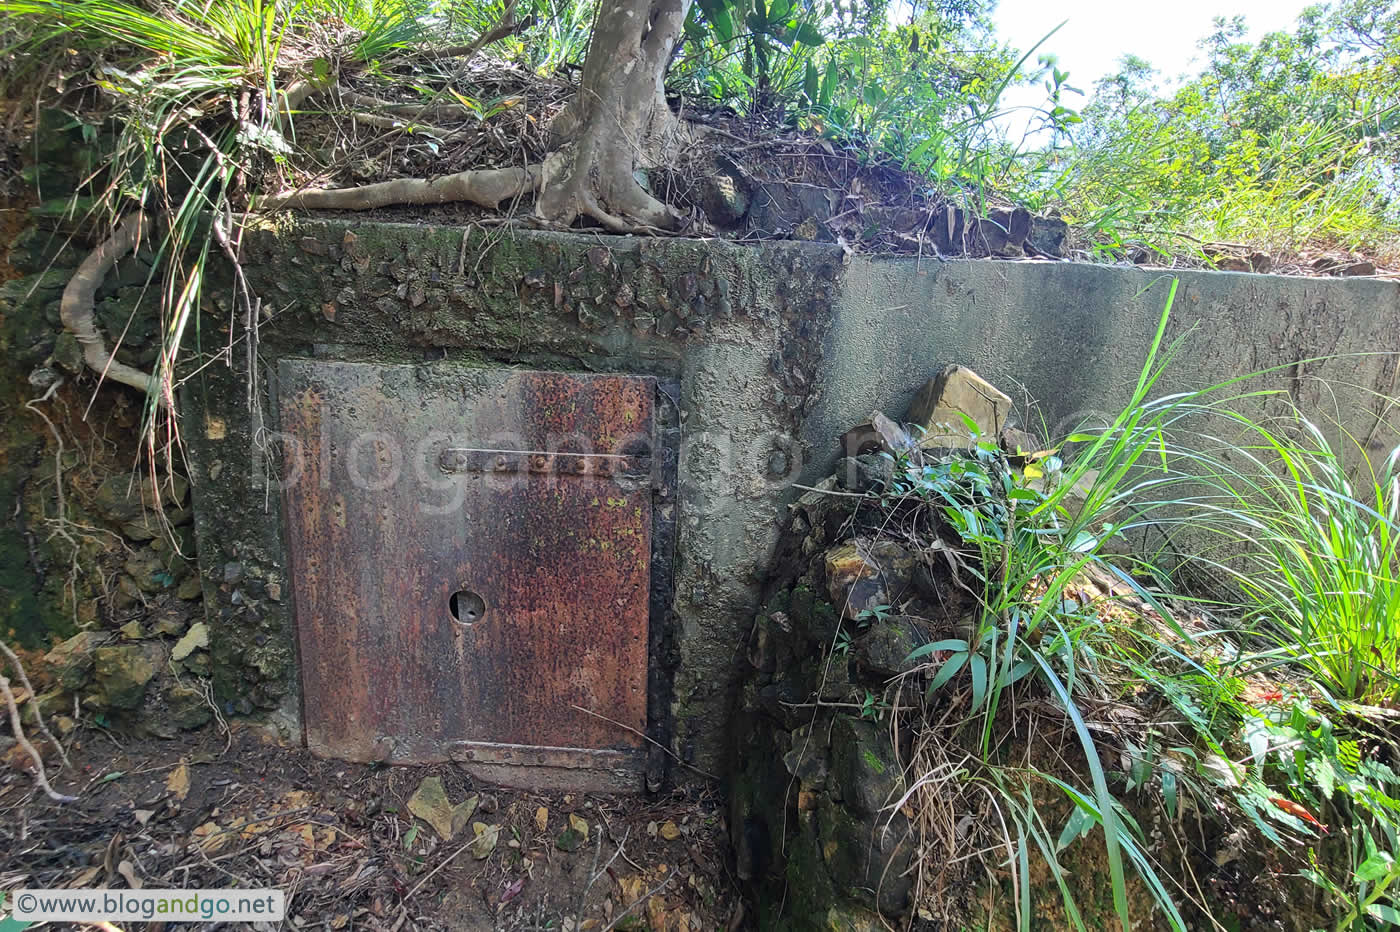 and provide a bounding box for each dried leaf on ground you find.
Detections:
[166,759,190,801]
[469,822,499,859]
[191,821,228,854]
[408,775,457,840]
[117,860,142,889]
[451,794,479,839]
